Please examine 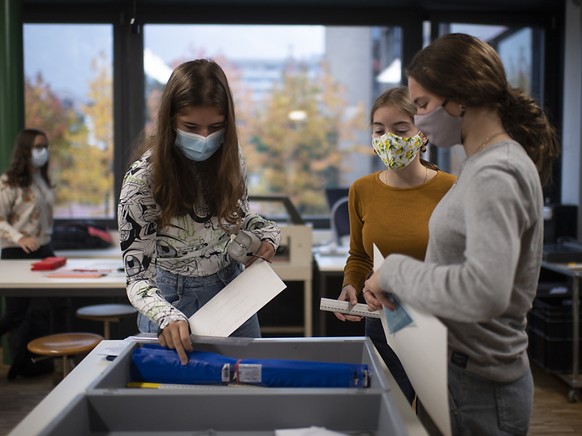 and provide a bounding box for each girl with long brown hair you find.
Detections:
[366,33,560,435]
[118,59,280,364]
